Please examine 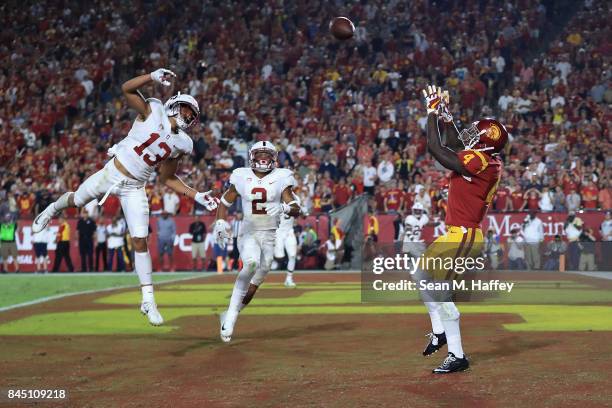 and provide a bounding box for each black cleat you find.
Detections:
[423,332,447,356]
[432,352,469,374]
